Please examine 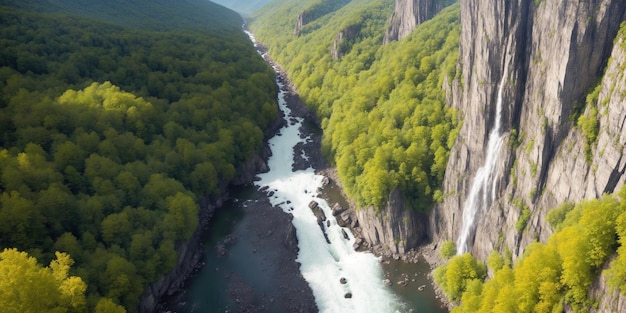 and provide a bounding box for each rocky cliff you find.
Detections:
[435,0,626,258]
[383,0,454,43]
[331,25,360,60]
[356,188,428,257]
[429,0,626,309]
[293,0,352,36]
